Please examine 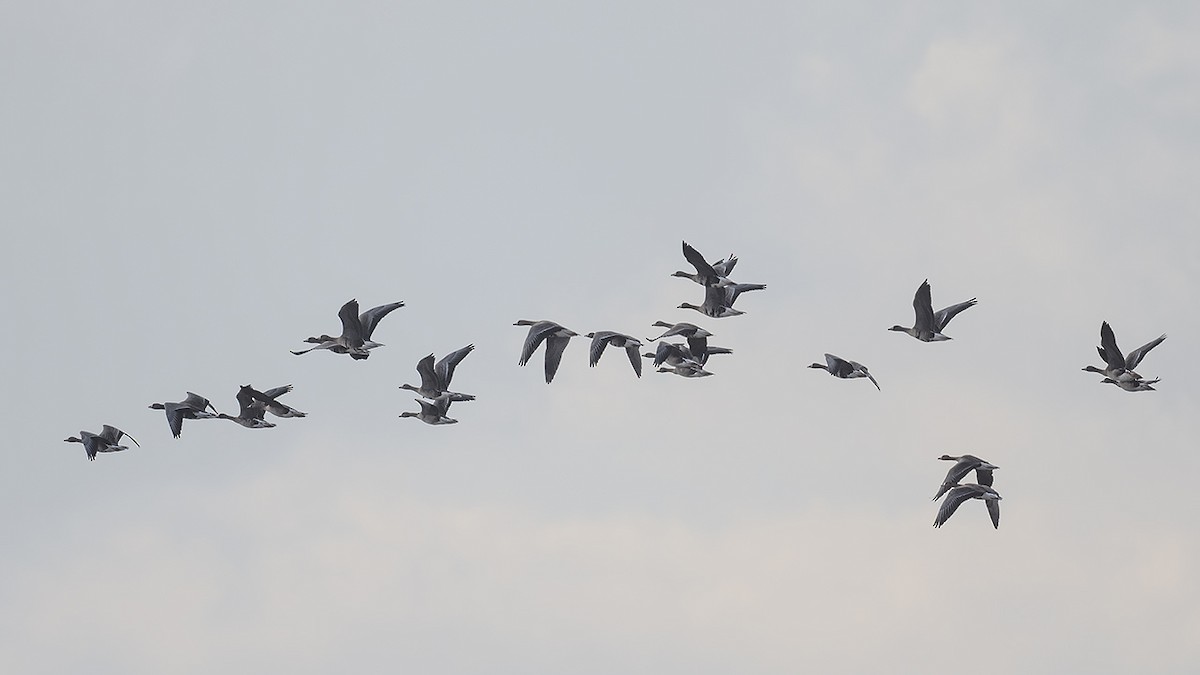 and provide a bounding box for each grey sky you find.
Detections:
[2,2,1199,673]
